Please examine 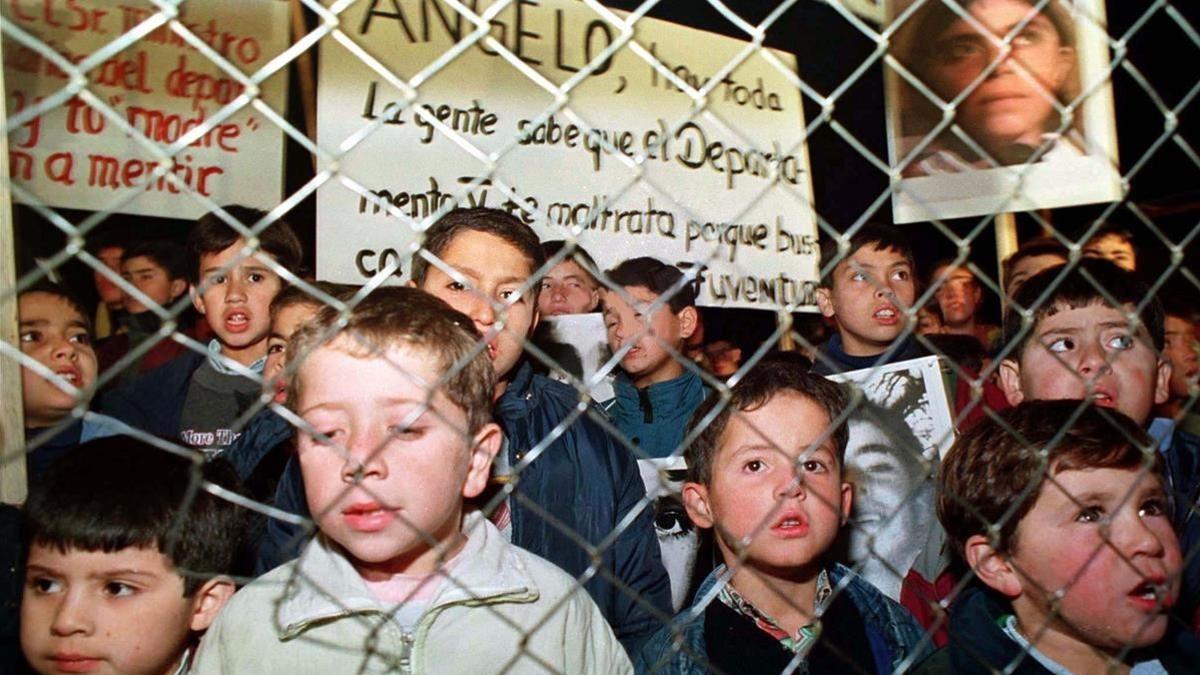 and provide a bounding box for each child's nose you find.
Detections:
[1076,341,1112,377]
[777,472,806,500]
[50,591,93,637]
[340,432,388,484]
[1113,512,1168,559]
